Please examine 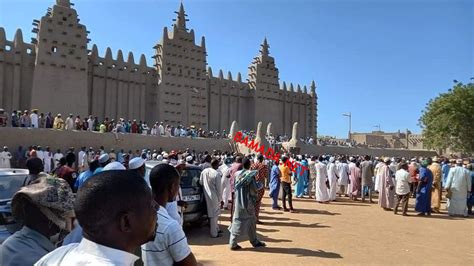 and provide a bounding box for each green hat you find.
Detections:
[421,159,429,167]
